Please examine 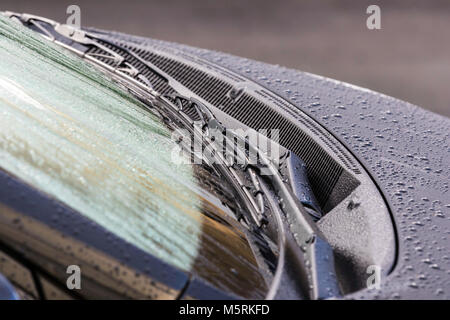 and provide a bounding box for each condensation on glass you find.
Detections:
[0,16,266,299]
